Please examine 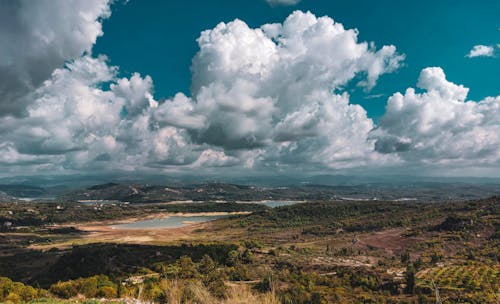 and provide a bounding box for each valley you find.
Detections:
[0,183,498,303]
